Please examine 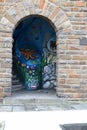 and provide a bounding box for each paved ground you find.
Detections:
[1,111,87,130]
[0,89,87,112]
